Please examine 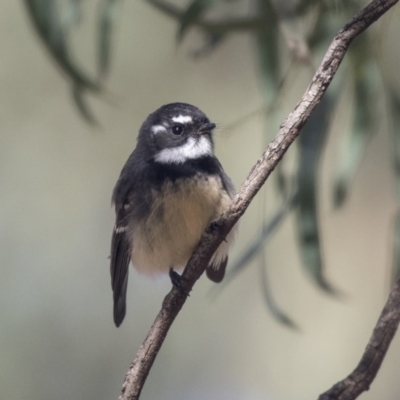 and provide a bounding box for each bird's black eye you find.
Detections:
[172,125,184,135]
